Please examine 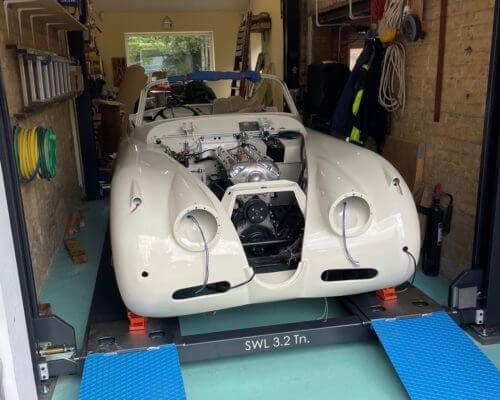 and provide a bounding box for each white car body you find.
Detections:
[111,74,419,317]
